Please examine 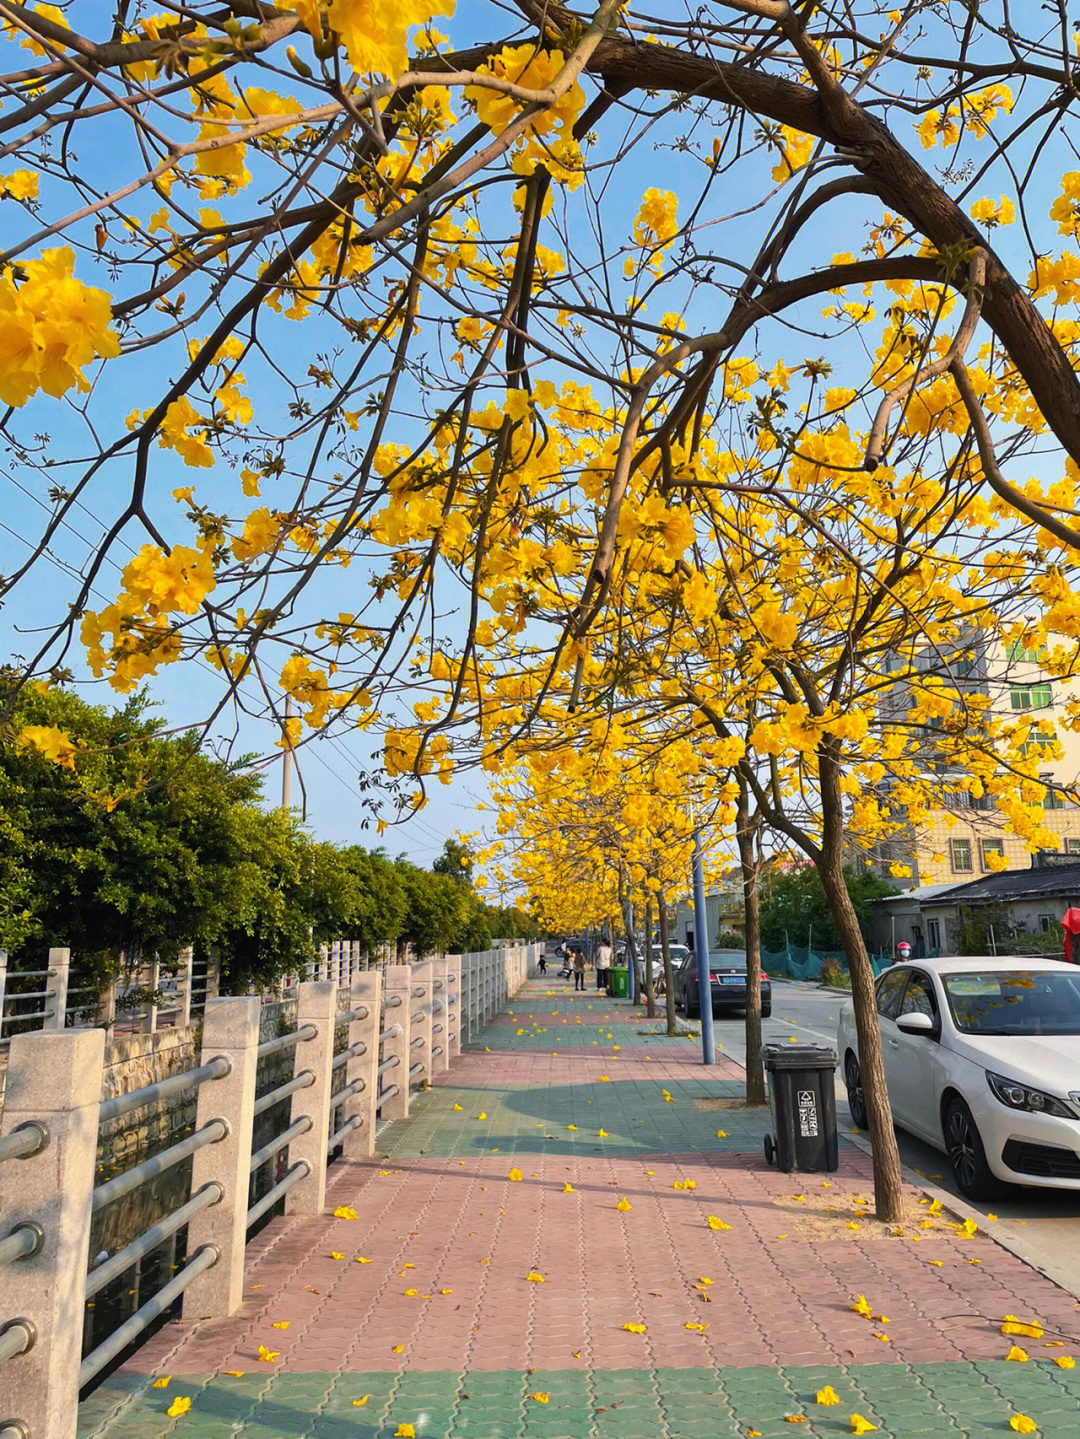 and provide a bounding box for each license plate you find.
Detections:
[719,976,742,986]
